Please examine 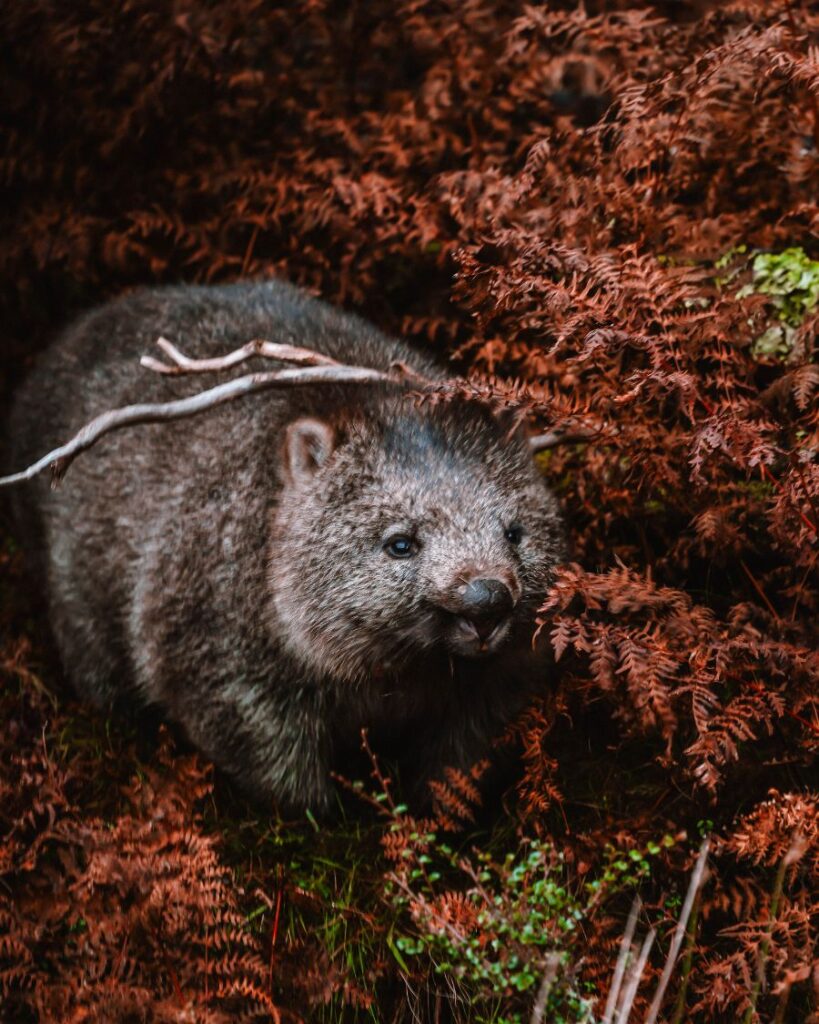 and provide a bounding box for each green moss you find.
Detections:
[743,247,819,326]
[720,245,819,361]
